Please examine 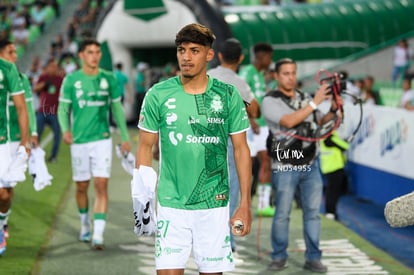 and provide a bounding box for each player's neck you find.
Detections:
[220,63,238,73]
[180,74,209,95]
[82,66,99,76]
